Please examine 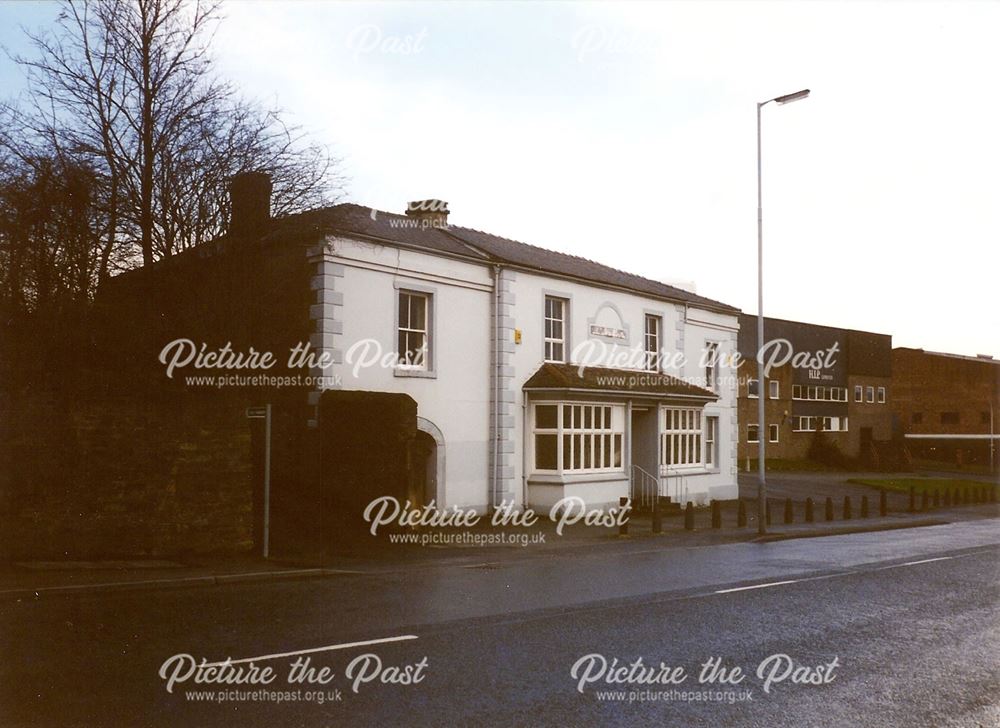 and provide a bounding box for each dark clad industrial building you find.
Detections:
[737,314,893,467]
